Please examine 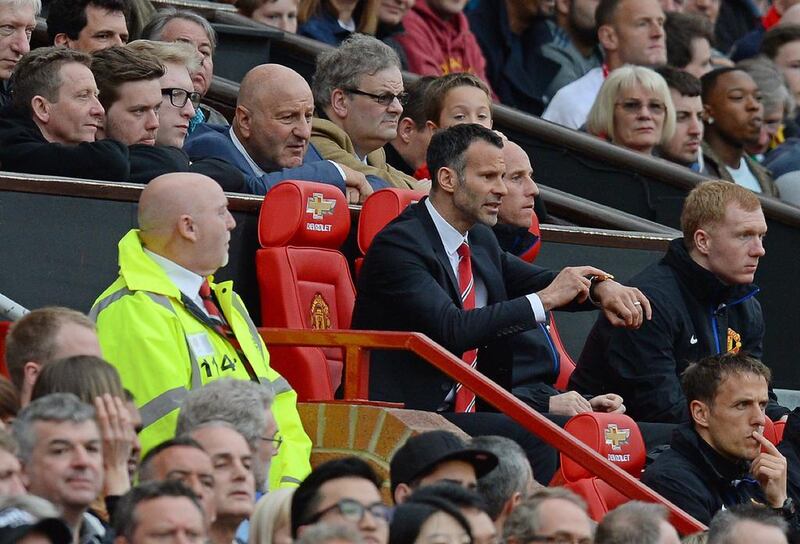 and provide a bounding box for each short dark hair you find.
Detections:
[656,65,702,97]
[91,45,164,110]
[112,480,205,540]
[708,503,787,543]
[761,24,800,61]
[424,72,490,126]
[665,12,714,69]
[403,76,437,128]
[391,494,473,544]
[700,67,742,103]
[138,436,207,481]
[10,47,93,116]
[290,456,383,537]
[595,0,622,28]
[681,352,772,406]
[407,482,488,513]
[427,124,503,191]
[47,0,129,43]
